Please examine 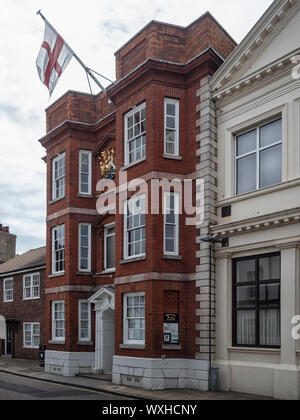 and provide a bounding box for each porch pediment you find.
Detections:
[89,286,115,311]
